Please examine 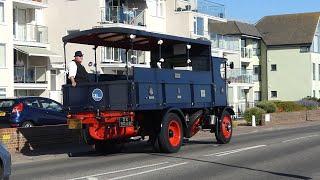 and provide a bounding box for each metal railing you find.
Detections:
[100,6,146,26]
[227,68,254,84]
[175,0,225,18]
[210,33,239,51]
[14,24,48,43]
[229,101,255,118]
[241,47,252,58]
[14,66,47,84]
